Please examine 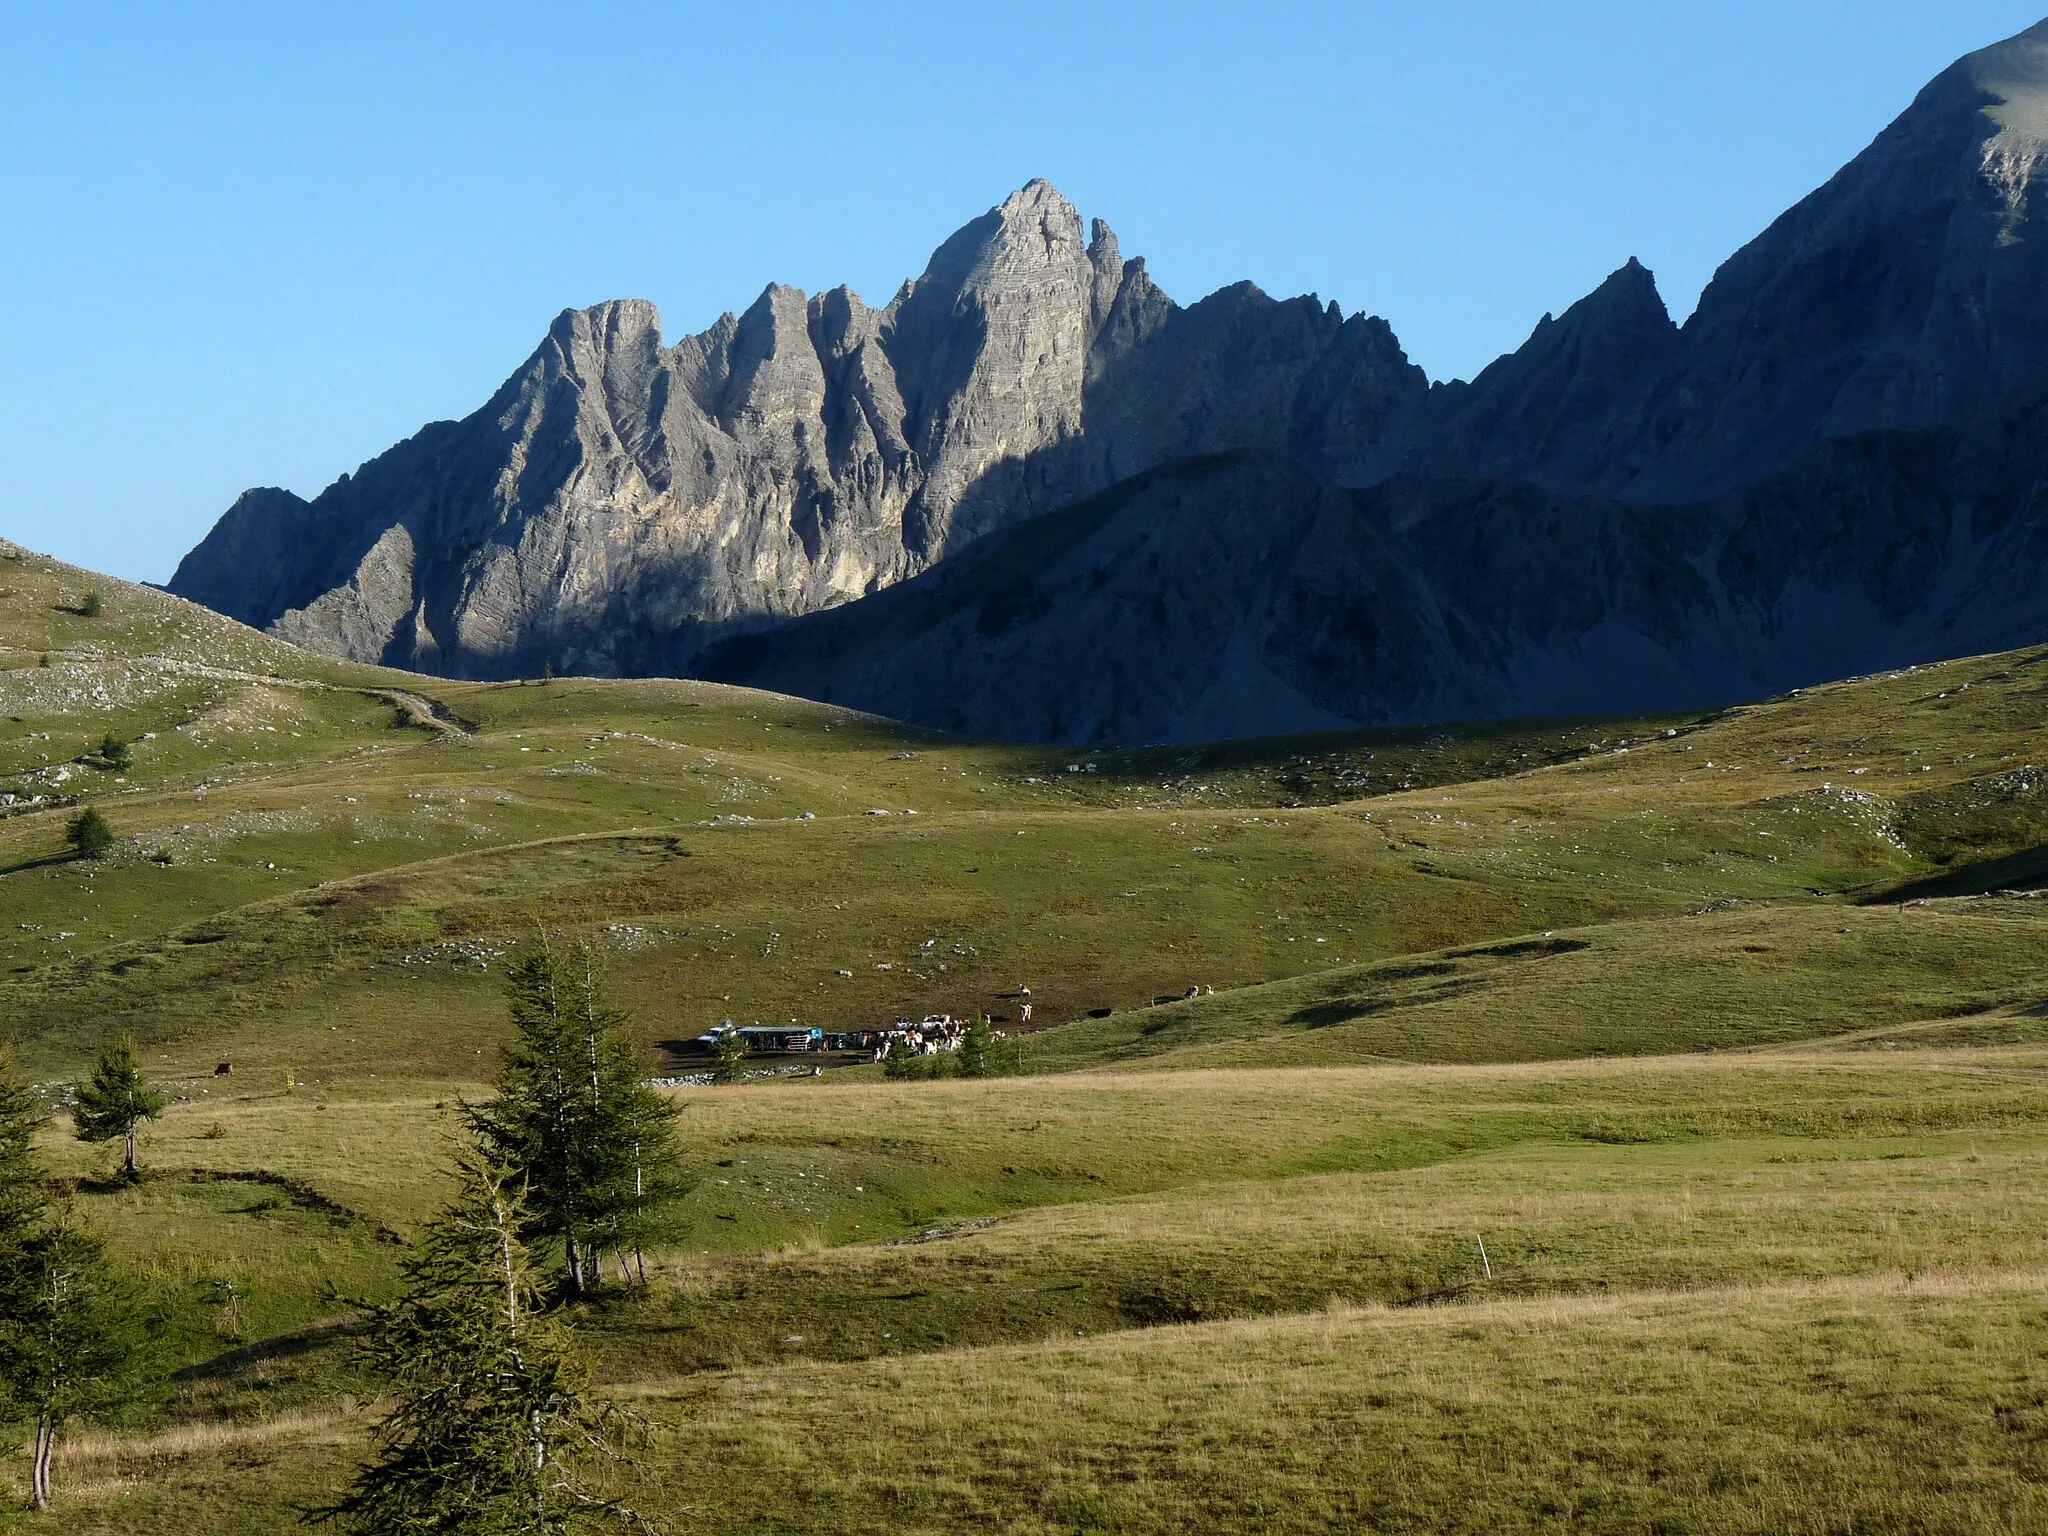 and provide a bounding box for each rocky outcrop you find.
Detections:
[172,180,1428,679]
[703,423,2048,744]
[174,17,2048,743]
